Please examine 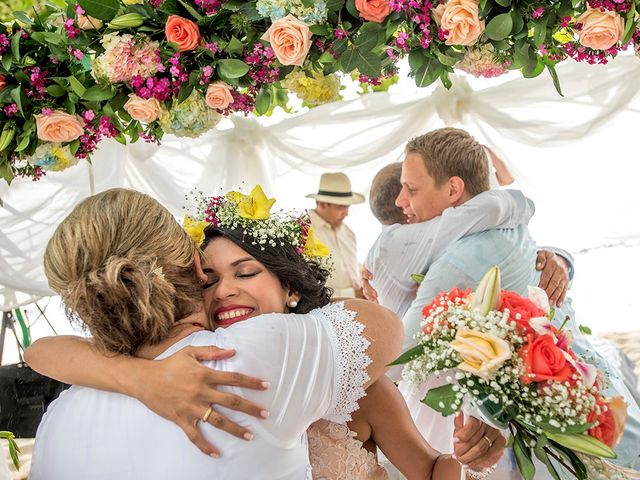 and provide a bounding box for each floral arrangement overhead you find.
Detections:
[393,266,639,479]
[0,0,639,187]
